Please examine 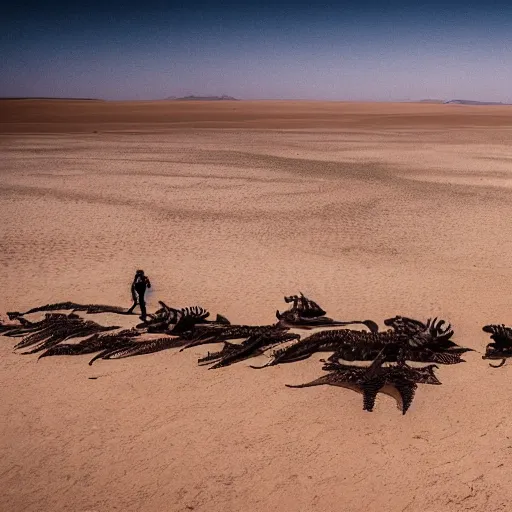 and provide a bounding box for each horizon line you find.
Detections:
[2,96,511,104]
